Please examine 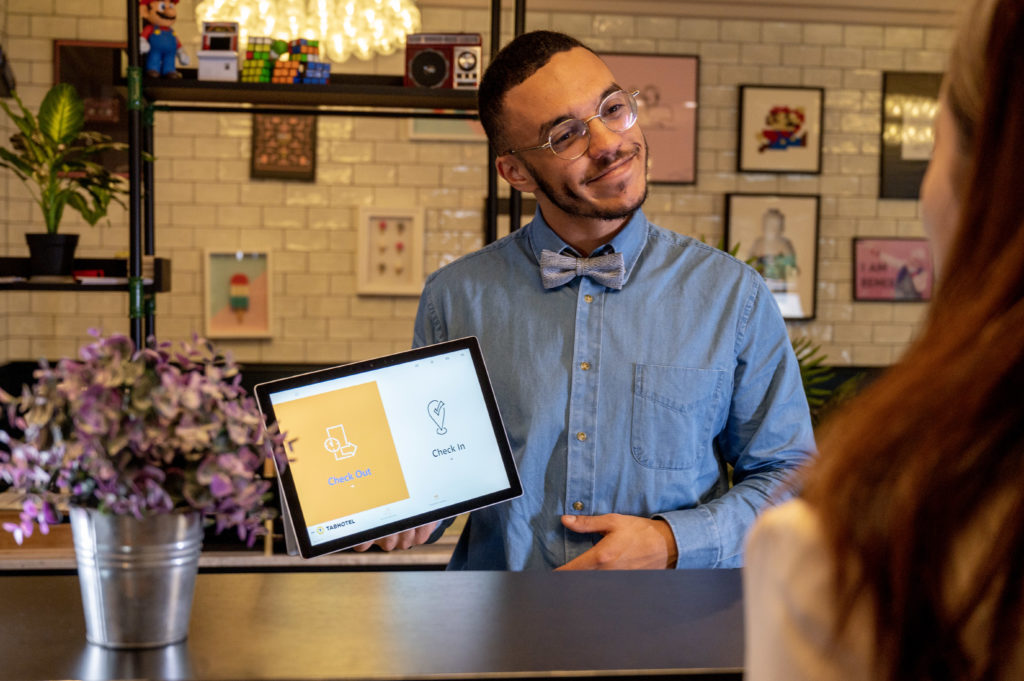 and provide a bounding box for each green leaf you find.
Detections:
[38,83,84,147]
[0,148,34,179]
[0,91,38,140]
